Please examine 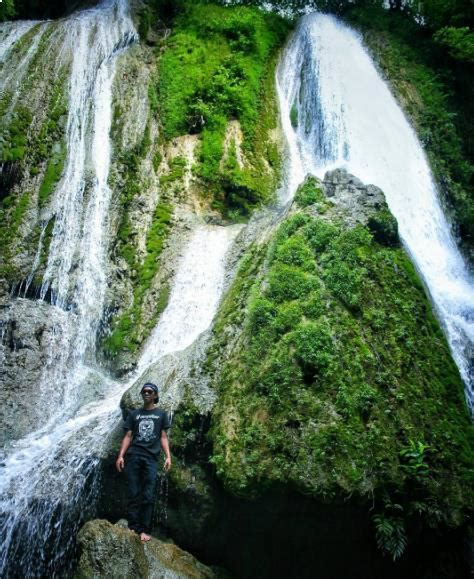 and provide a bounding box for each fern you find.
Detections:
[373,514,407,560]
